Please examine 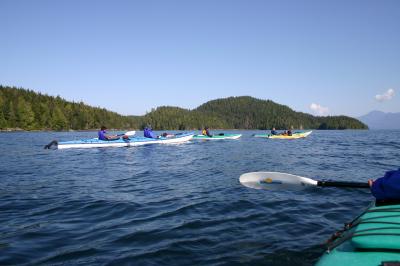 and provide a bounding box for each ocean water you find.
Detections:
[0,130,399,266]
